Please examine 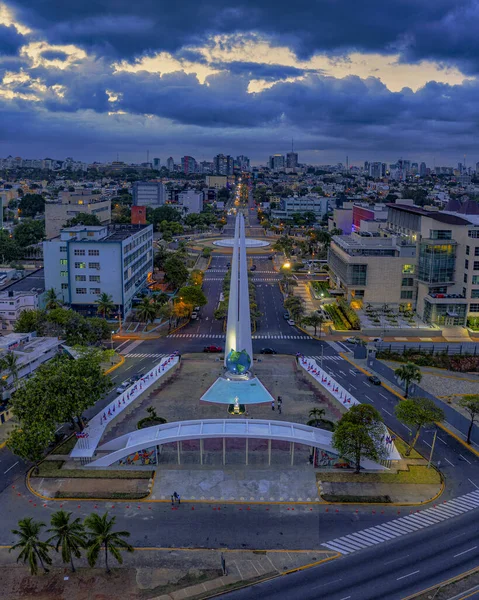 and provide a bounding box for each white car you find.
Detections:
[287,319,295,326]
[116,379,133,394]
[190,311,198,320]
[345,337,361,344]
